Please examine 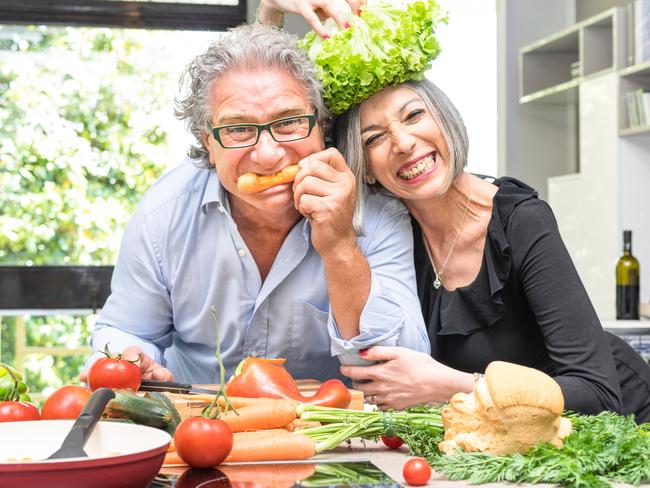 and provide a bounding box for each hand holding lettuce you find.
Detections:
[299,0,447,114]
